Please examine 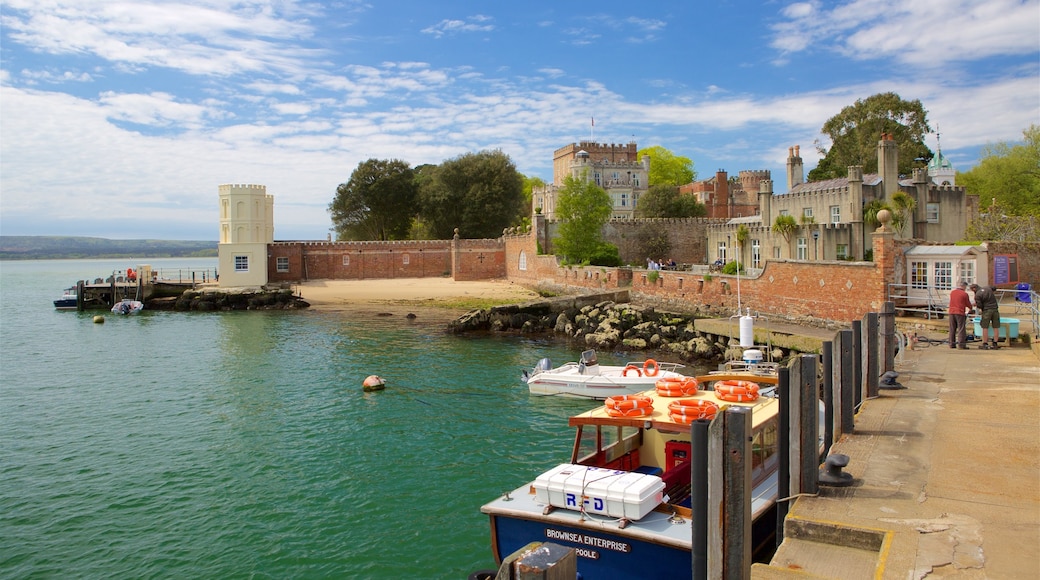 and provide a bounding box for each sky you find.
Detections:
[1,1,1037,241]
